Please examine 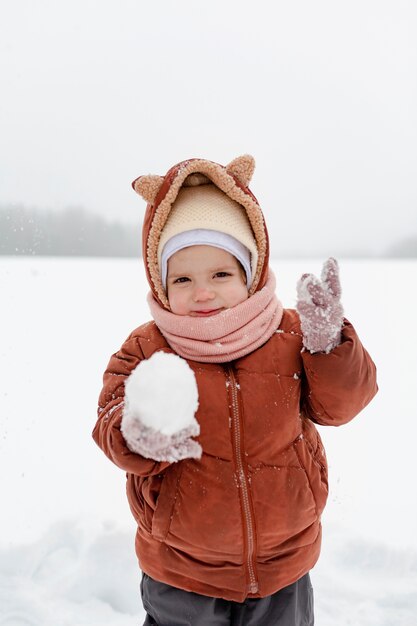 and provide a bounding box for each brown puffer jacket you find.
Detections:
[93,156,378,602]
